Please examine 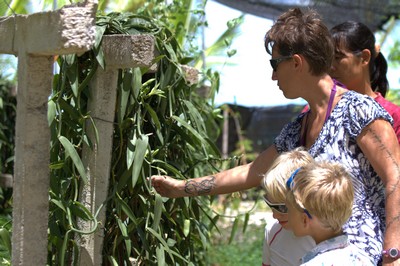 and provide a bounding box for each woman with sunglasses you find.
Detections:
[260,148,315,266]
[329,21,400,143]
[152,8,400,265]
